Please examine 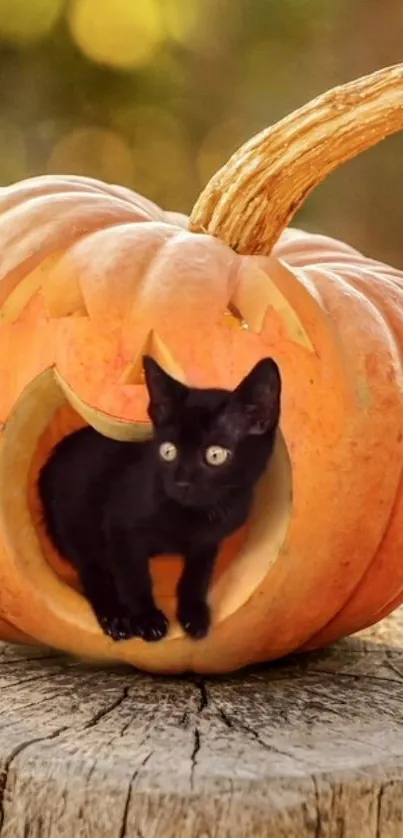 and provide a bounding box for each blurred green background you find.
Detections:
[0,0,402,264]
